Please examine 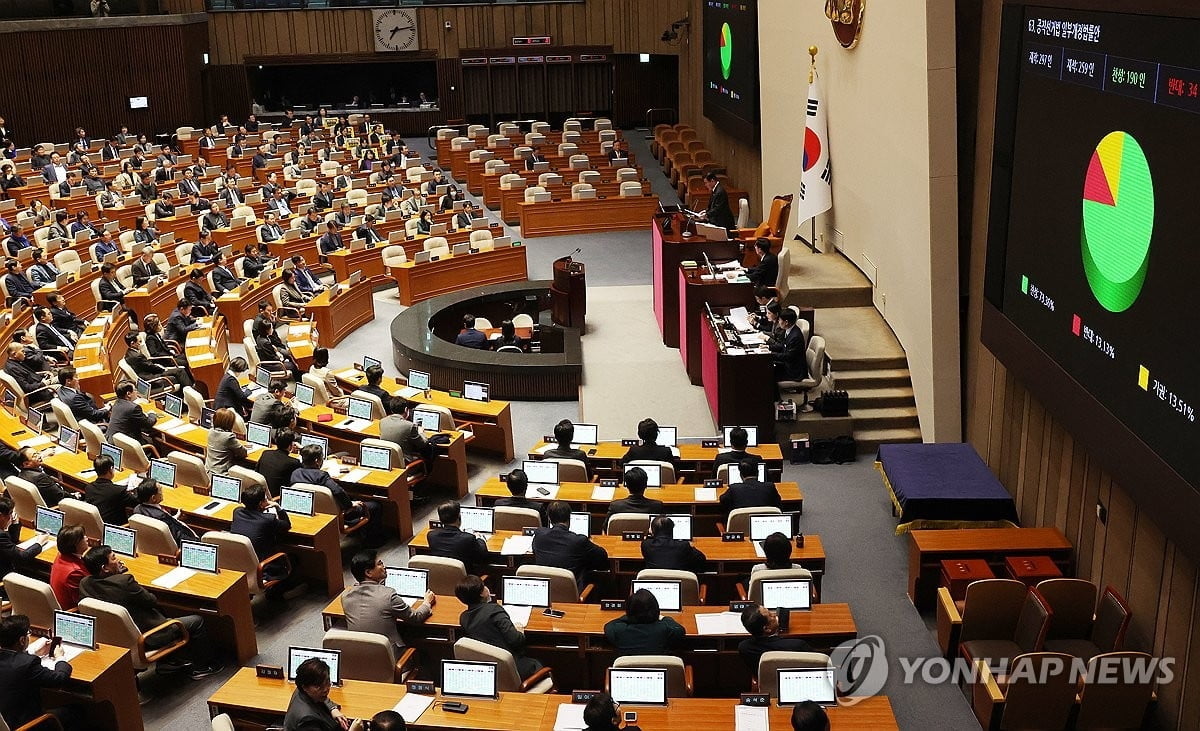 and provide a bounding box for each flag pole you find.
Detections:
[805,46,820,253]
